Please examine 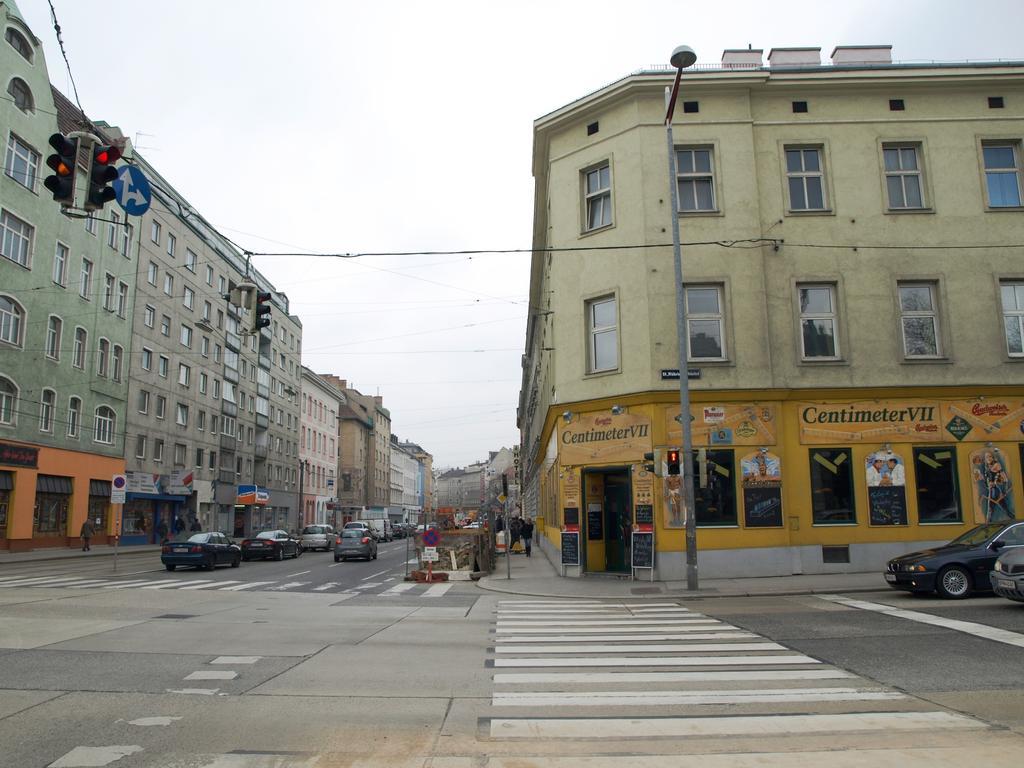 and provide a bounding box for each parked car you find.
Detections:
[885,521,1024,599]
[365,518,393,542]
[343,521,376,541]
[162,532,241,571]
[391,523,407,539]
[334,528,378,561]
[990,542,1024,603]
[299,524,335,552]
[241,530,302,561]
